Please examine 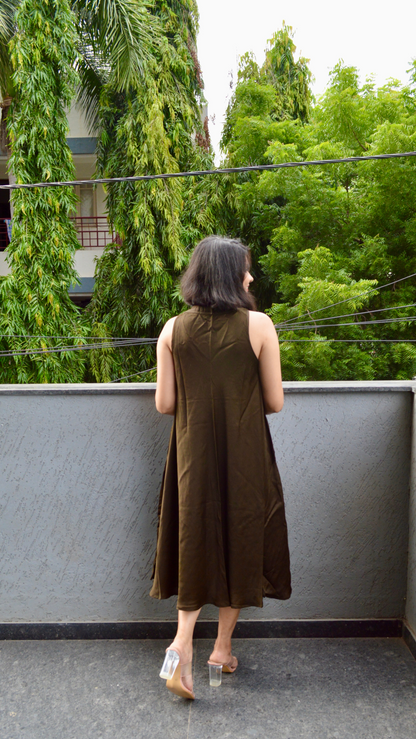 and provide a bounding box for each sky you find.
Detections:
[196,0,416,161]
